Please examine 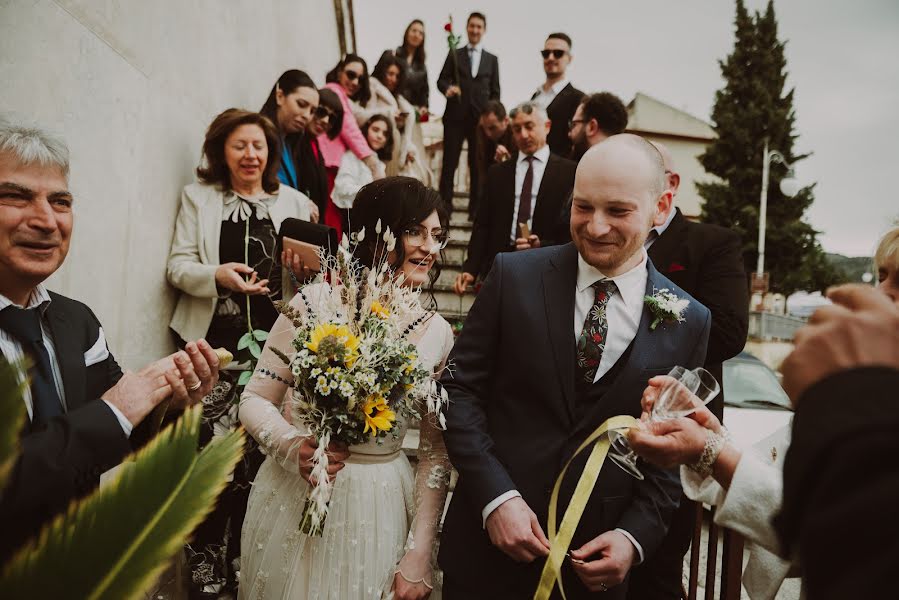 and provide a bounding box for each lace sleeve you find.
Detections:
[238,288,323,473]
[396,320,454,588]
